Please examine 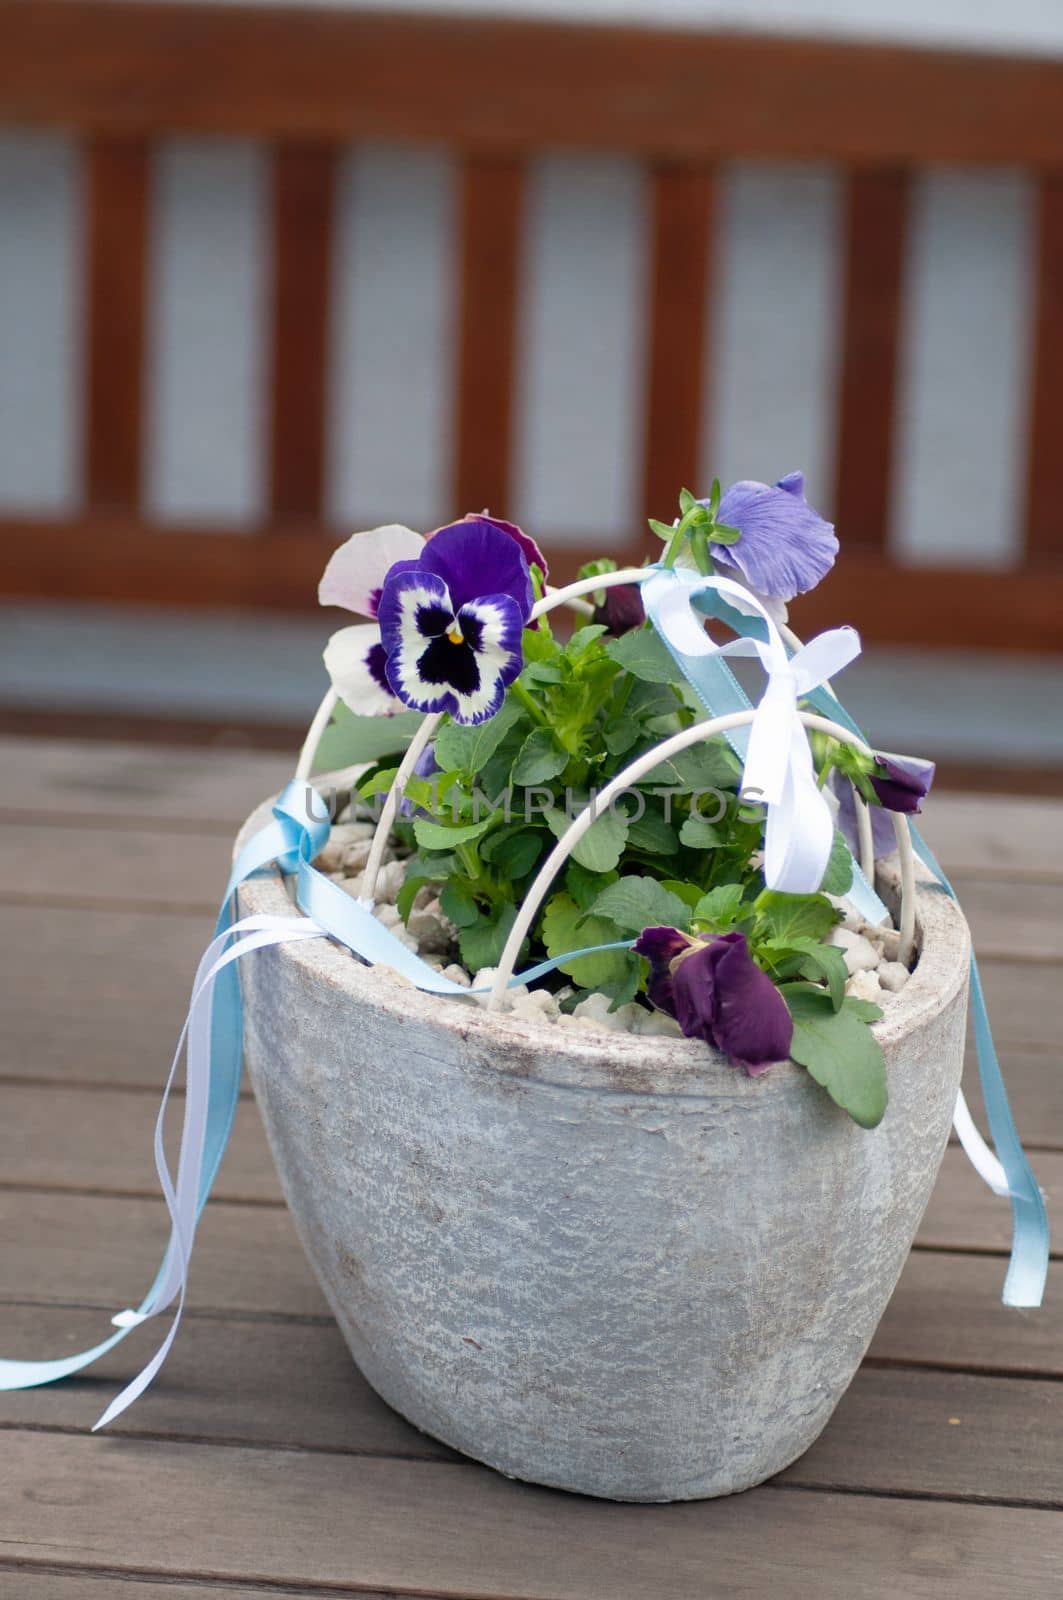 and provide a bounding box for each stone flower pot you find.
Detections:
[236,792,970,1502]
